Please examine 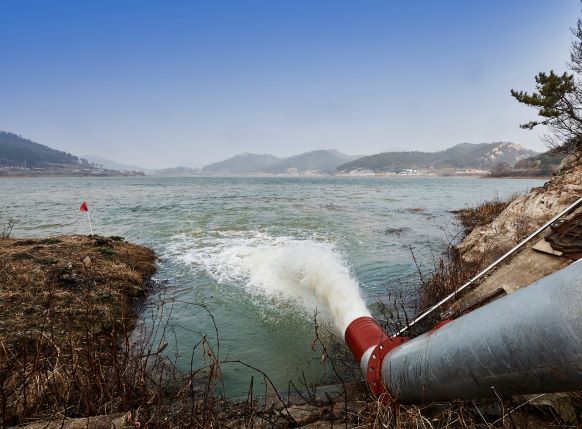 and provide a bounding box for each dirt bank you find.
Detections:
[0,235,156,426]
